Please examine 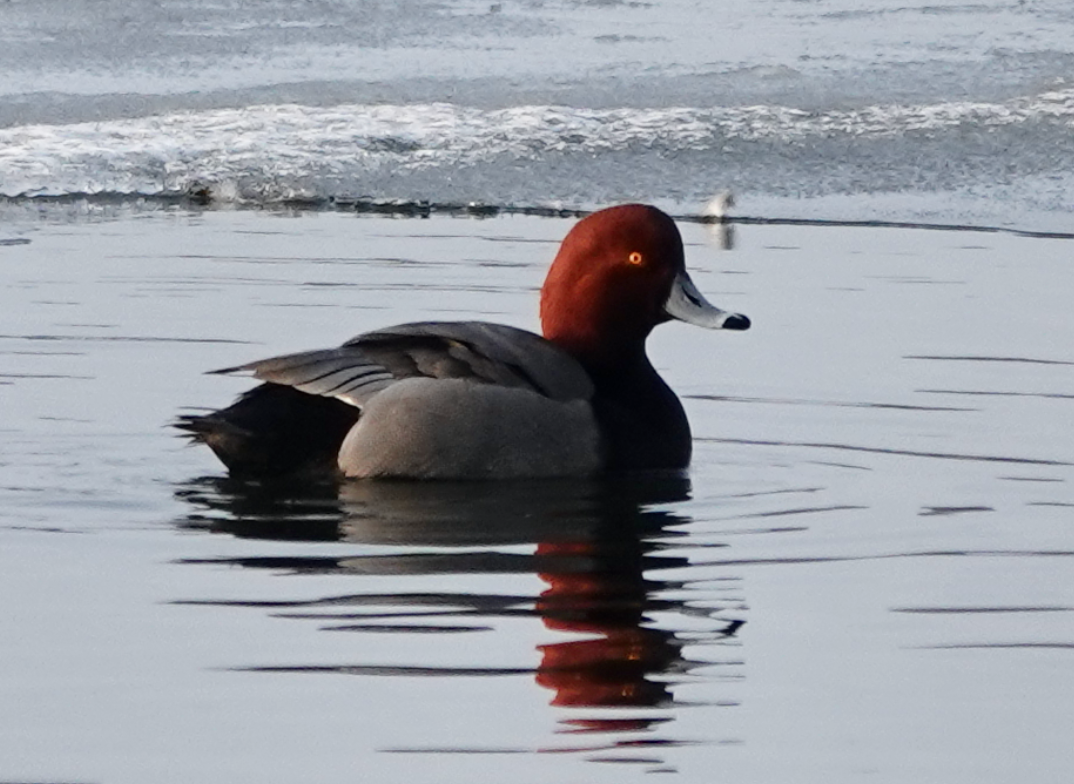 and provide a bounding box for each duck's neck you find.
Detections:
[548,332,692,471]
[547,330,649,384]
